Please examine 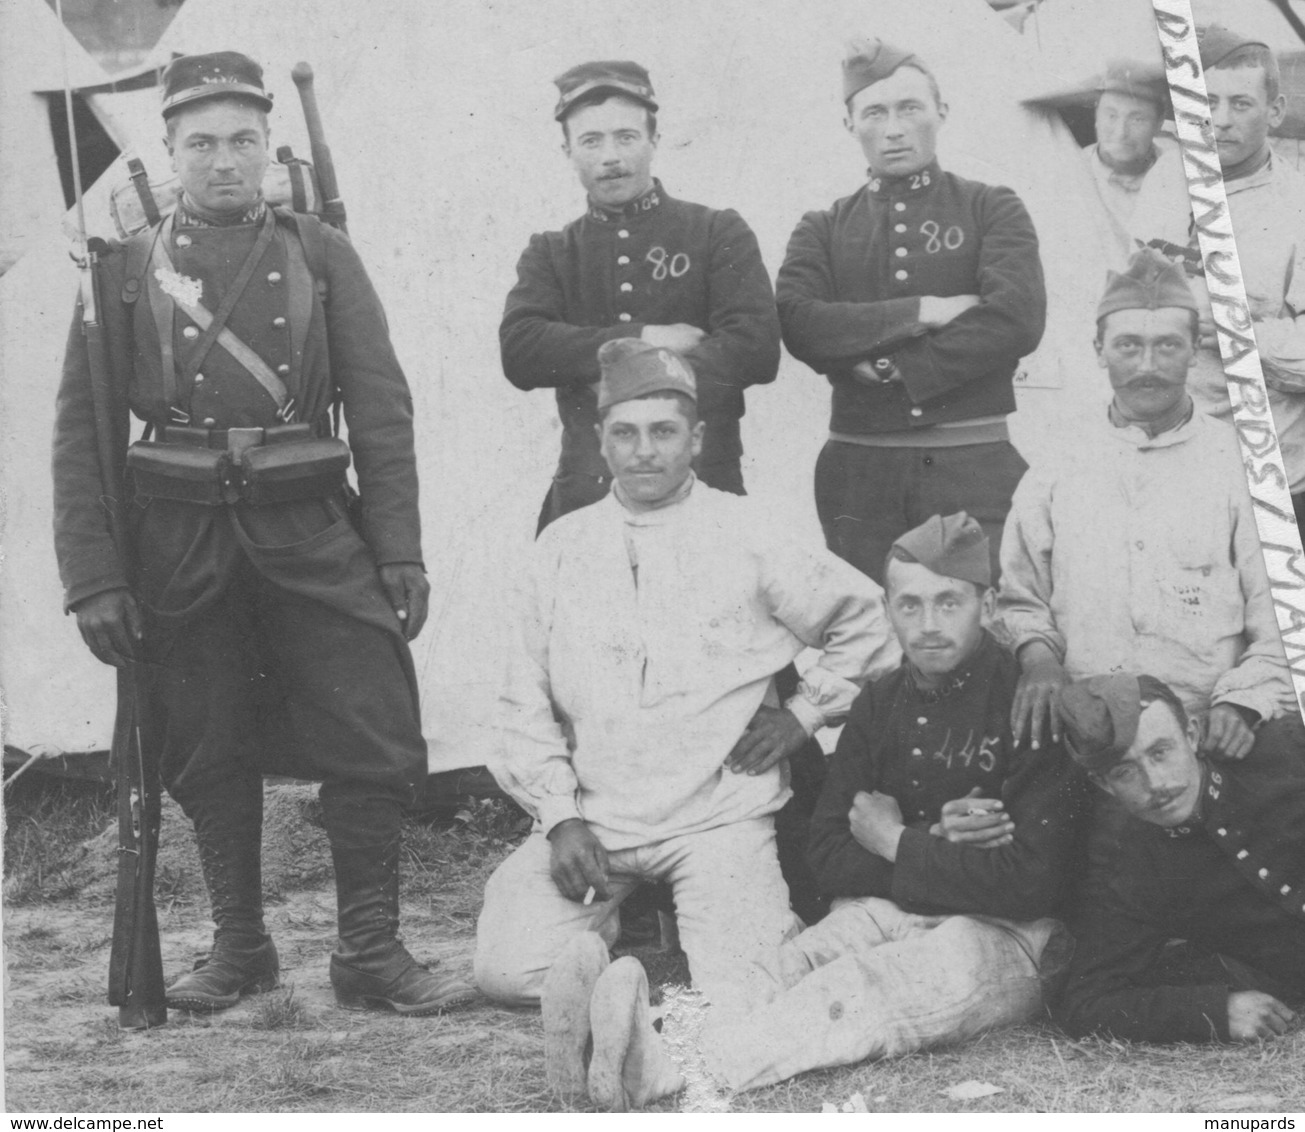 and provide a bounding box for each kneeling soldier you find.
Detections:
[53,52,471,1014]
[477,337,899,1109]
